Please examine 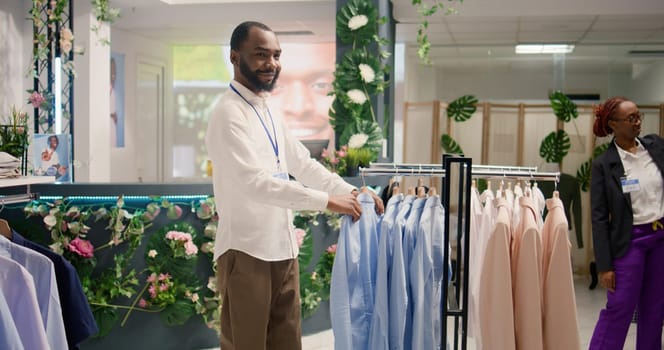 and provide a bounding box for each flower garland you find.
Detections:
[23,196,340,337]
[23,196,220,337]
